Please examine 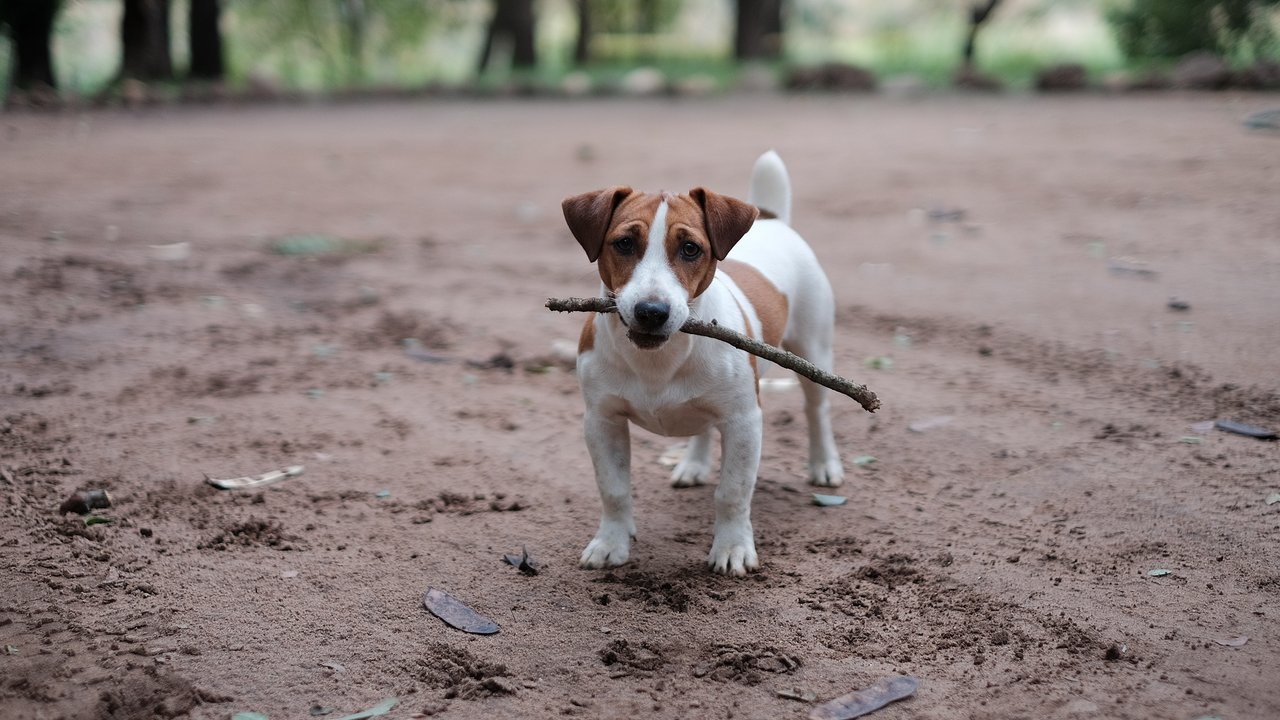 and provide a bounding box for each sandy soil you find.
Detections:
[2,94,1279,720]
